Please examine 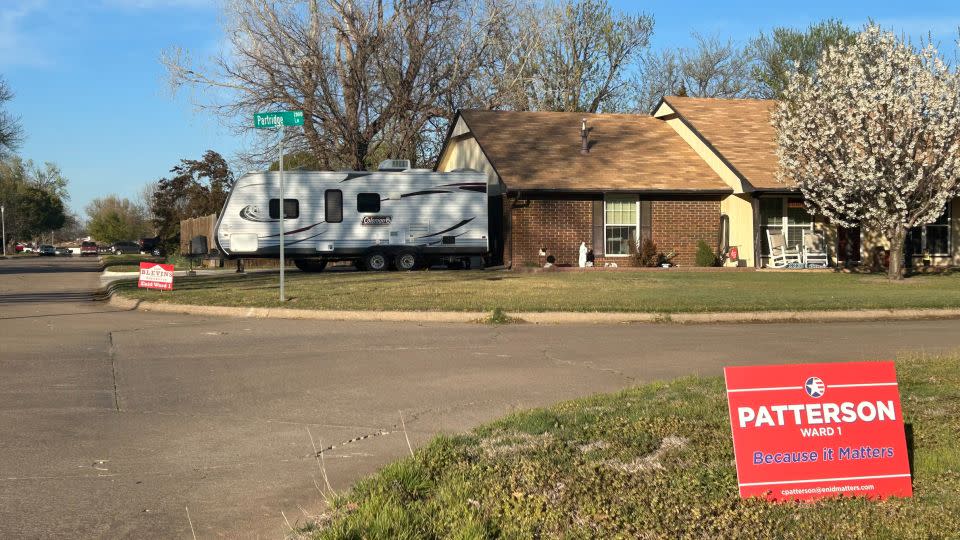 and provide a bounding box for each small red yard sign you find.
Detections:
[724,361,912,501]
[138,262,175,291]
